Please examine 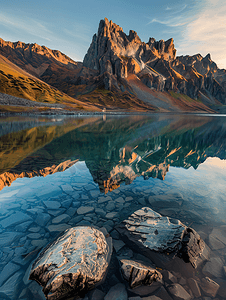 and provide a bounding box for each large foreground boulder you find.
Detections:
[29,226,112,300]
[115,207,204,270]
